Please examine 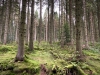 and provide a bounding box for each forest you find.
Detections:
[0,0,100,75]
